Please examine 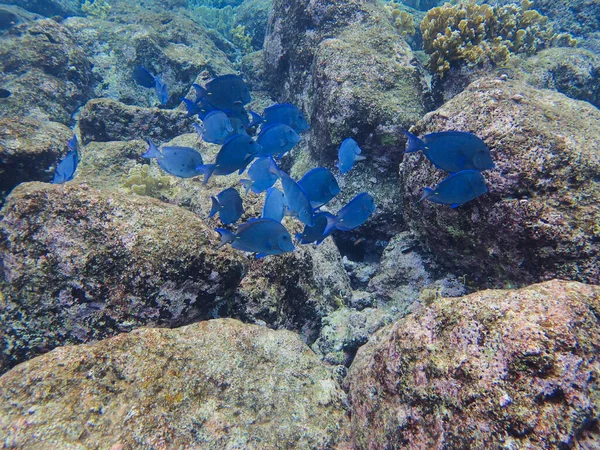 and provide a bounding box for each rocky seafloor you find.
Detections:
[0,0,599,448]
